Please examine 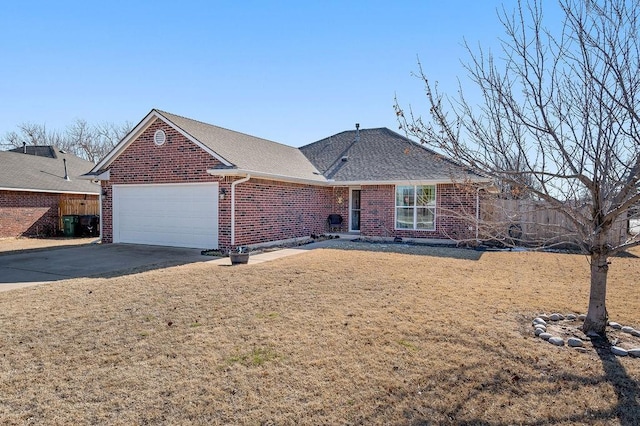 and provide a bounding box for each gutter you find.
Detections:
[328,178,491,186]
[207,168,489,187]
[208,168,326,186]
[231,174,251,247]
[0,186,99,195]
